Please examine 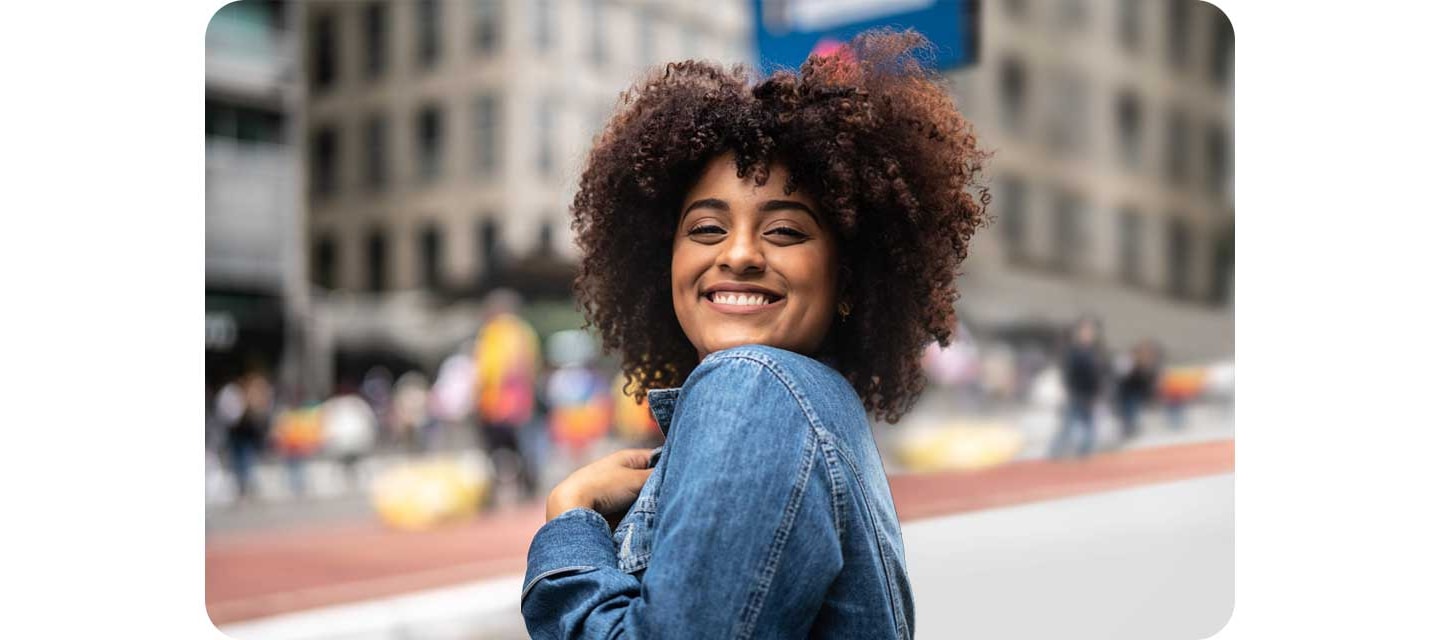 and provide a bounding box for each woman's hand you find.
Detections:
[545,448,655,528]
